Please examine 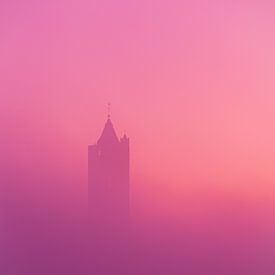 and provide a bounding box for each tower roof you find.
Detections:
[97,118,119,145]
